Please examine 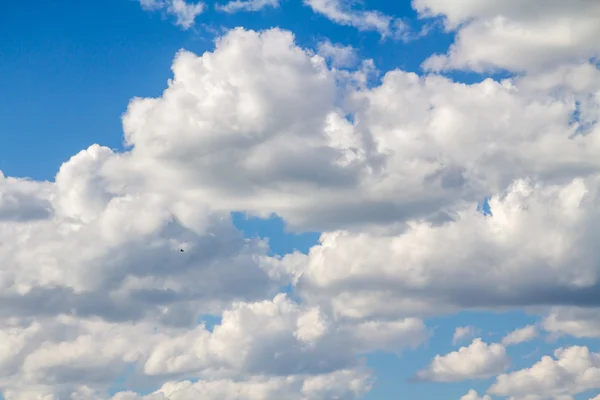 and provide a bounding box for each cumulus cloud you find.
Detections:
[501,325,538,346]
[280,177,600,320]
[139,0,204,29]
[120,27,600,233]
[489,346,600,399]
[452,326,478,345]
[415,0,600,73]
[0,293,422,397]
[414,338,509,382]
[0,171,53,221]
[0,145,282,325]
[2,3,600,396]
[216,0,279,13]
